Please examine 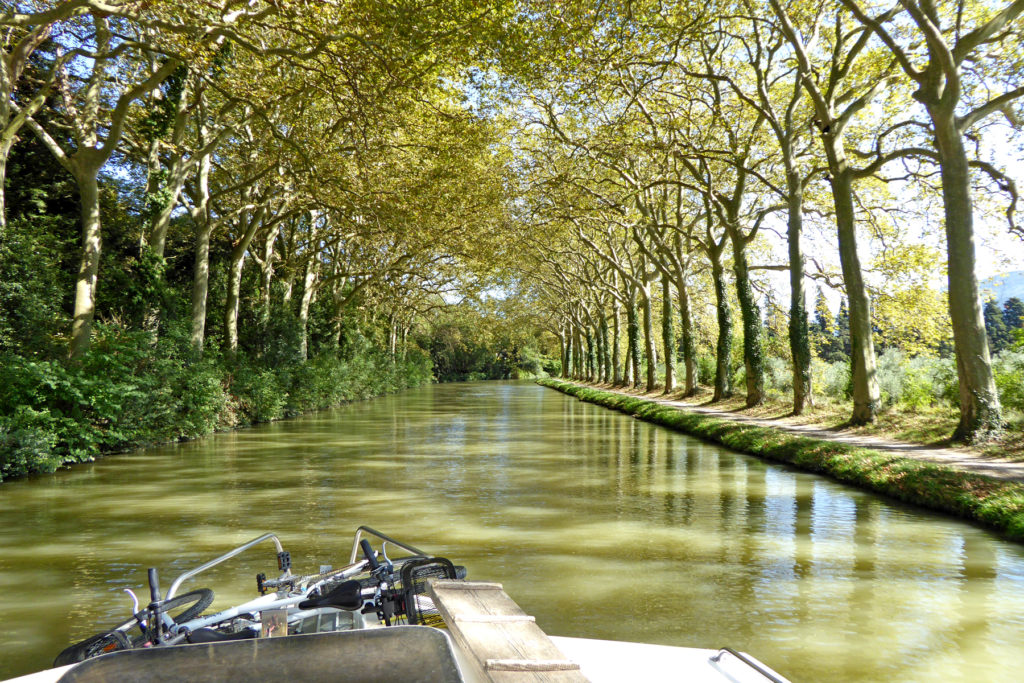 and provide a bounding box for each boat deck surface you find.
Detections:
[428,580,586,682]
